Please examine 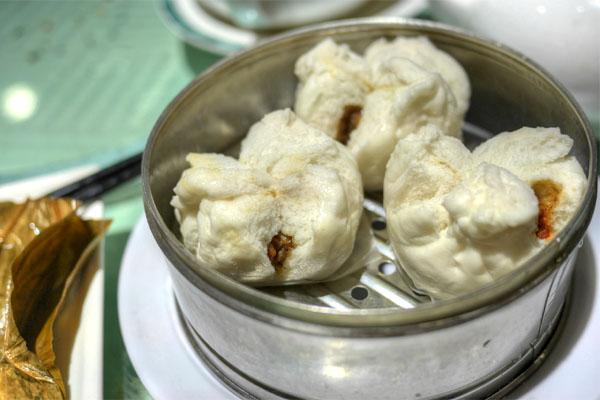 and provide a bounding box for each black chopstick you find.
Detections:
[46,152,143,202]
